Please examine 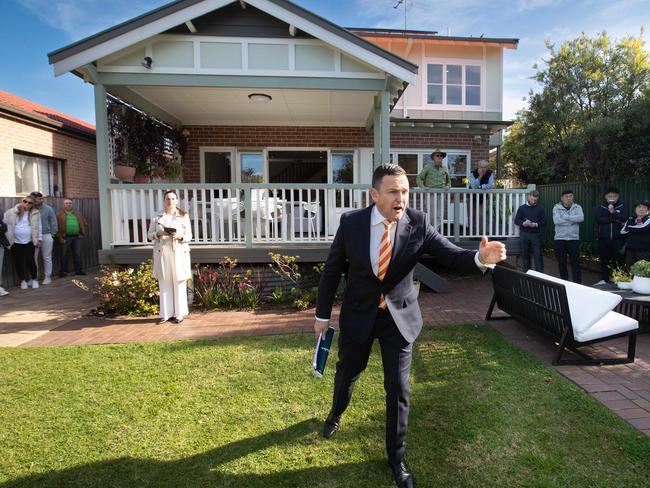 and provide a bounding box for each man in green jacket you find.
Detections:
[417,149,450,227]
[416,149,450,189]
